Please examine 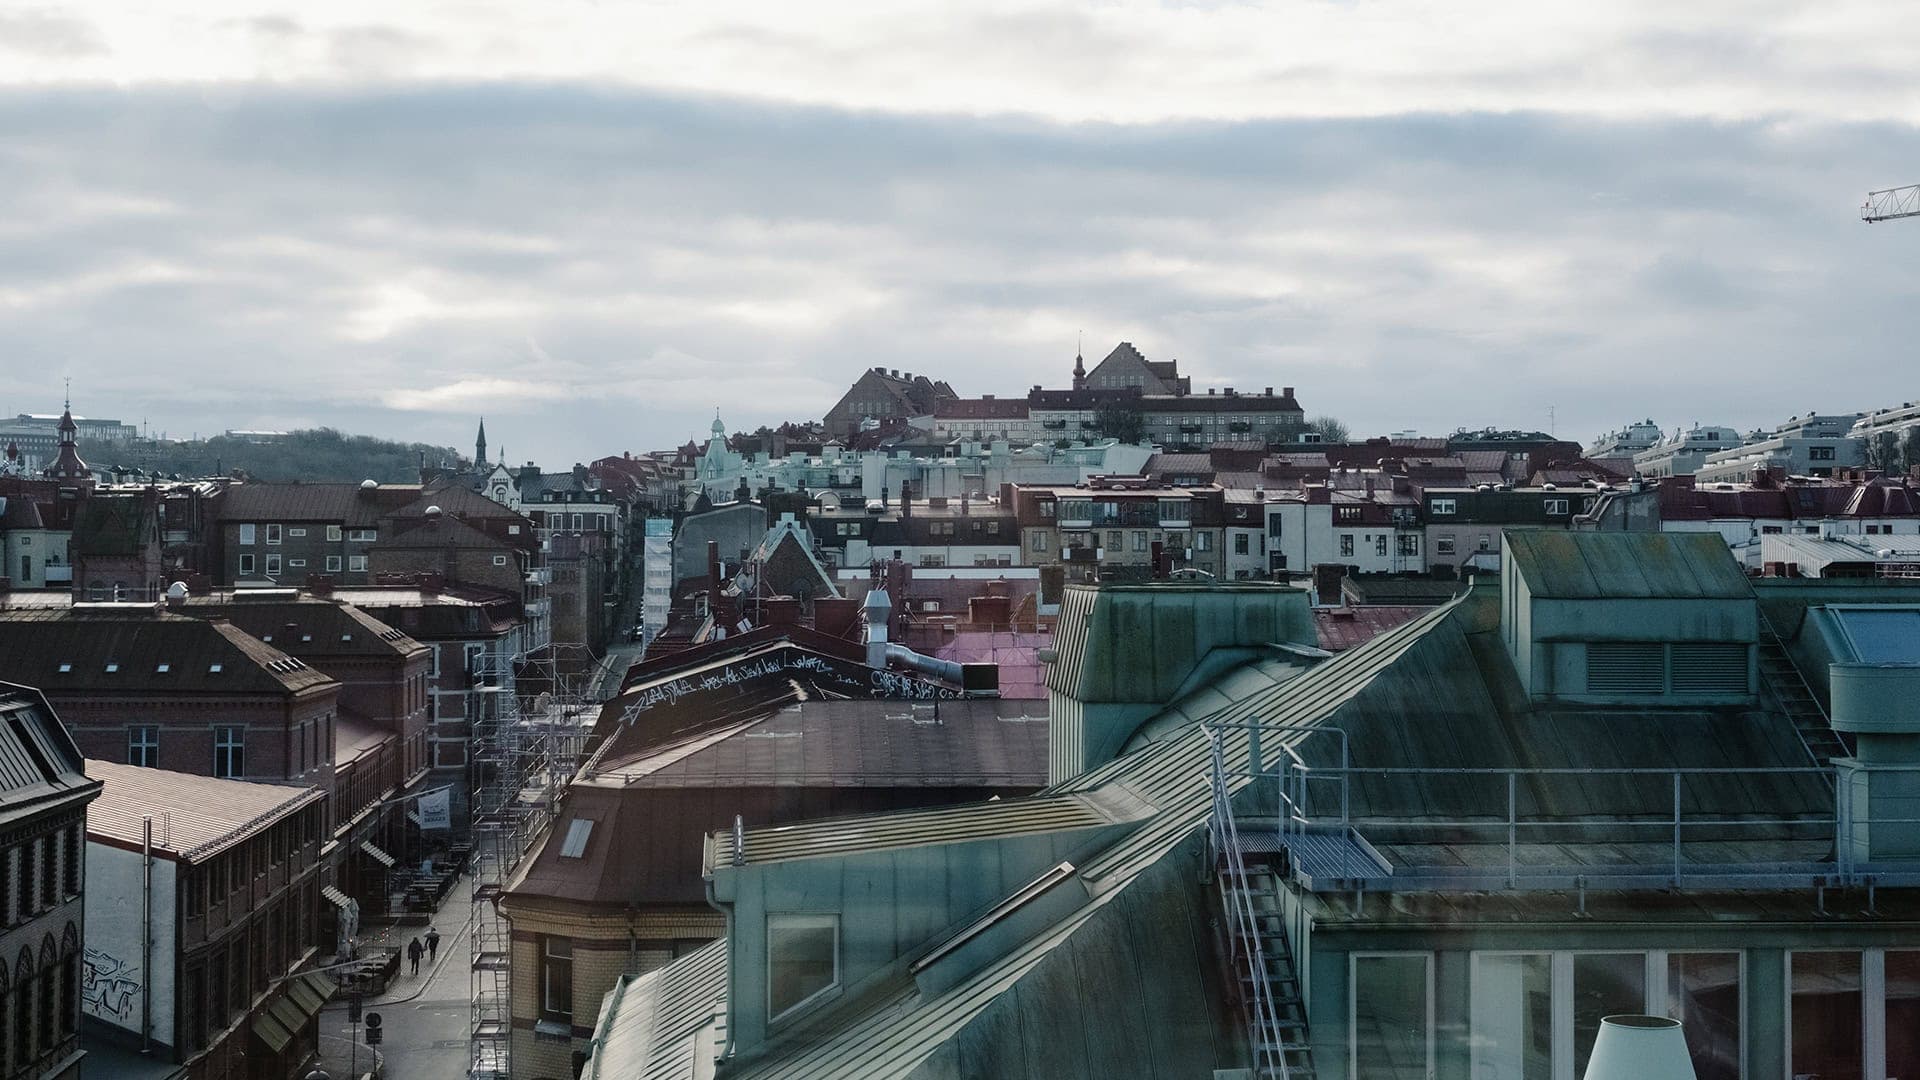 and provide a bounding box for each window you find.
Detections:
[213,726,244,778]
[767,914,839,1021]
[324,555,342,572]
[239,554,255,575]
[1889,950,1920,1080]
[288,527,306,537]
[1340,535,1355,558]
[1572,953,1645,1075]
[348,555,367,572]
[492,555,508,566]
[349,529,376,542]
[1352,954,1431,1080]
[288,558,306,568]
[128,726,158,767]
[1398,534,1419,557]
[1338,506,1362,522]
[1234,534,1250,555]
[265,554,281,576]
[1792,951,1861,1080]
[238,523,256,545]
[1195,532,1212,552]
[1472,953,1551,1080]
[1374,535,1387,557]
[541,936,573,1019]
[1810,446,1836,461]
[265,523,282,545]
[1667,953,1741,1080]
[1762,525,1783,534]
[327,525,343,541]
[1437,536,1456,556]
[1131,531,1148,552]
[1543,498,1569,515]
[1431,498,1456,515]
